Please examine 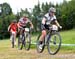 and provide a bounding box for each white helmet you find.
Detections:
[49,7,56,13]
